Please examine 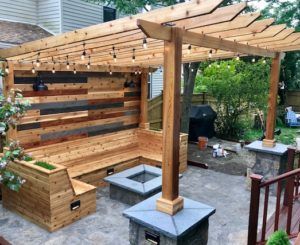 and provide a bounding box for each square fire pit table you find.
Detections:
[104,164,163,205]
